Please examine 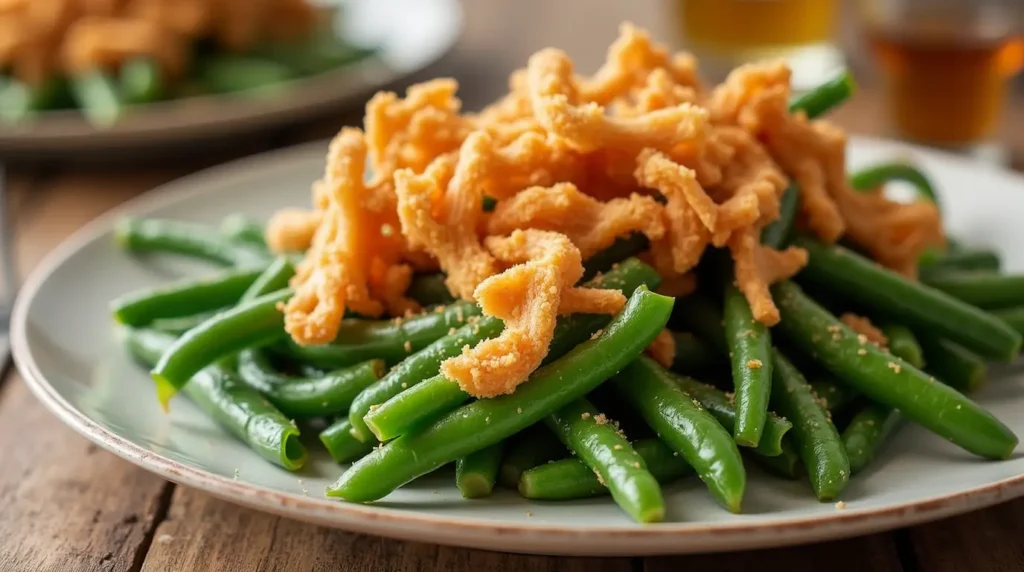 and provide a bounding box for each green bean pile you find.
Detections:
[111,72,1023,524]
